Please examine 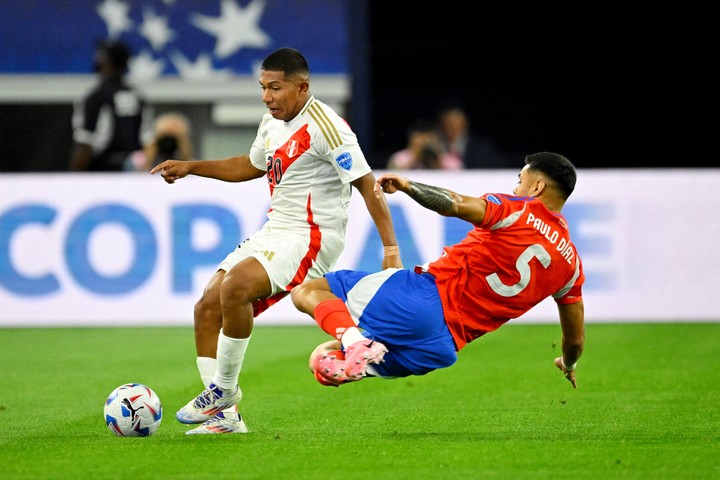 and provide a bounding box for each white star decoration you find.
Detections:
[95,0,271,80]
[128,50,166,81]
[139,6,175,51]
[170,51,233,80]
[96,0,133,38]
[190,0,270,59]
